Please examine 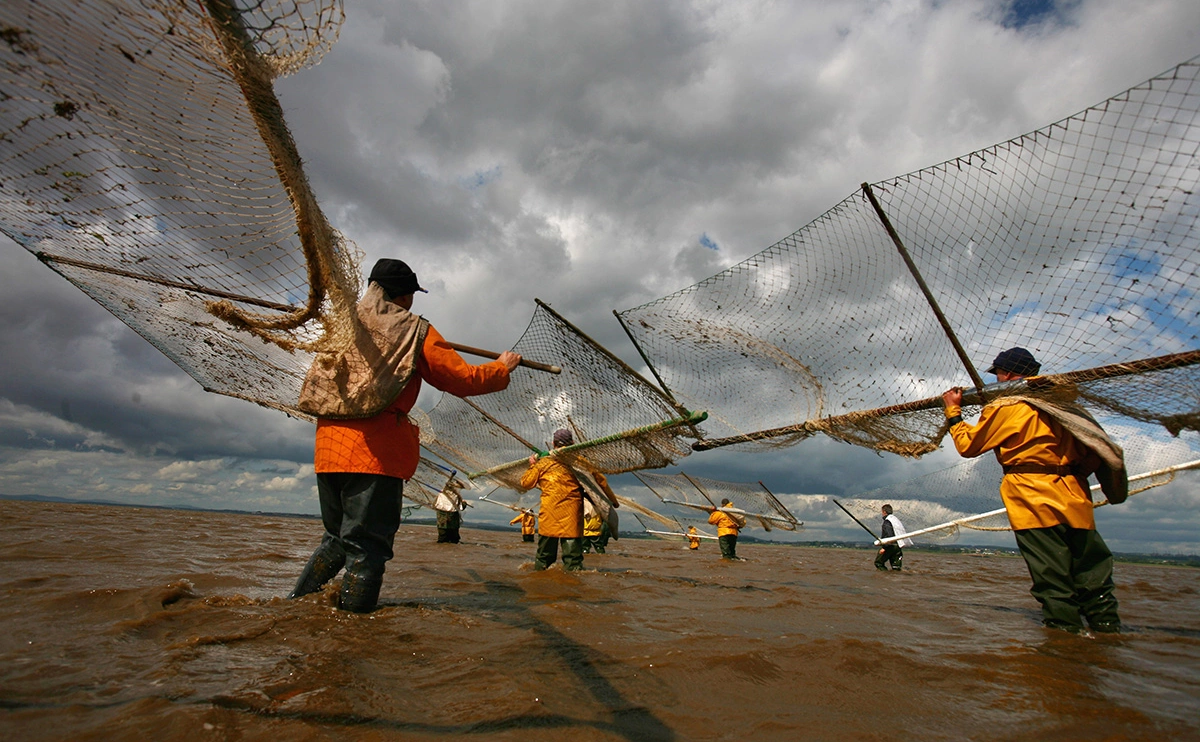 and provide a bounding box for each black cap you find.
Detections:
[369,258,427,298]
[986,347,1040,377]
